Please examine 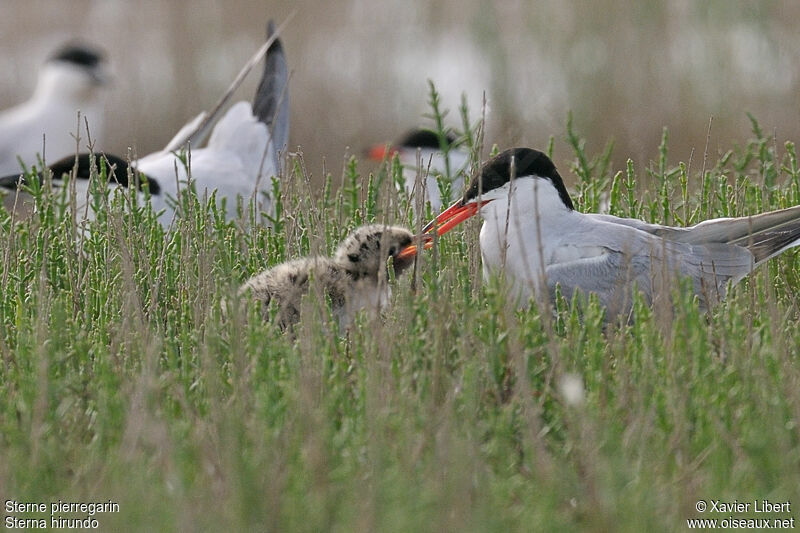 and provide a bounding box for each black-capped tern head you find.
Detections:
[367,129,458,163]
[367,128,469,211]
[398,147,572,256]
[401,147,800,319]
[418,147,572,236]
[0,42,110,176]
[47,44,110,88]
[0,153,157,193]
[0,19,291,227]
[0,153,158,219]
